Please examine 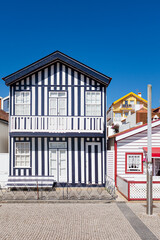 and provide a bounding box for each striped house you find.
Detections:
[107,120,160,200]
[3,51,112,187]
